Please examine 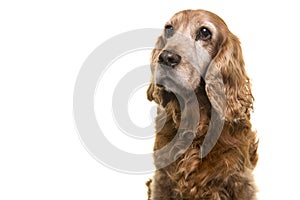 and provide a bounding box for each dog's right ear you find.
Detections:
[147,35,165,103]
